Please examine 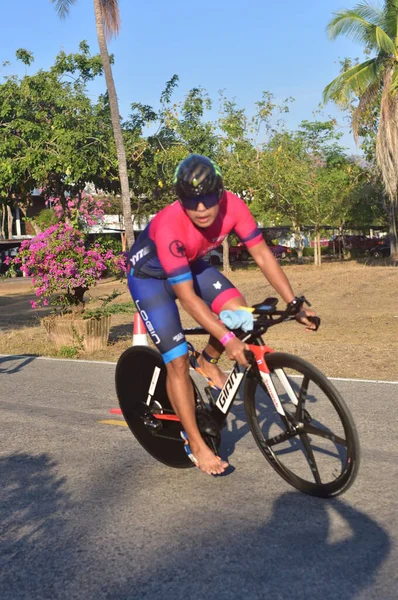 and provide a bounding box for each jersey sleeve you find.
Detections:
[229,194,263,248]
[149,218,192,285]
